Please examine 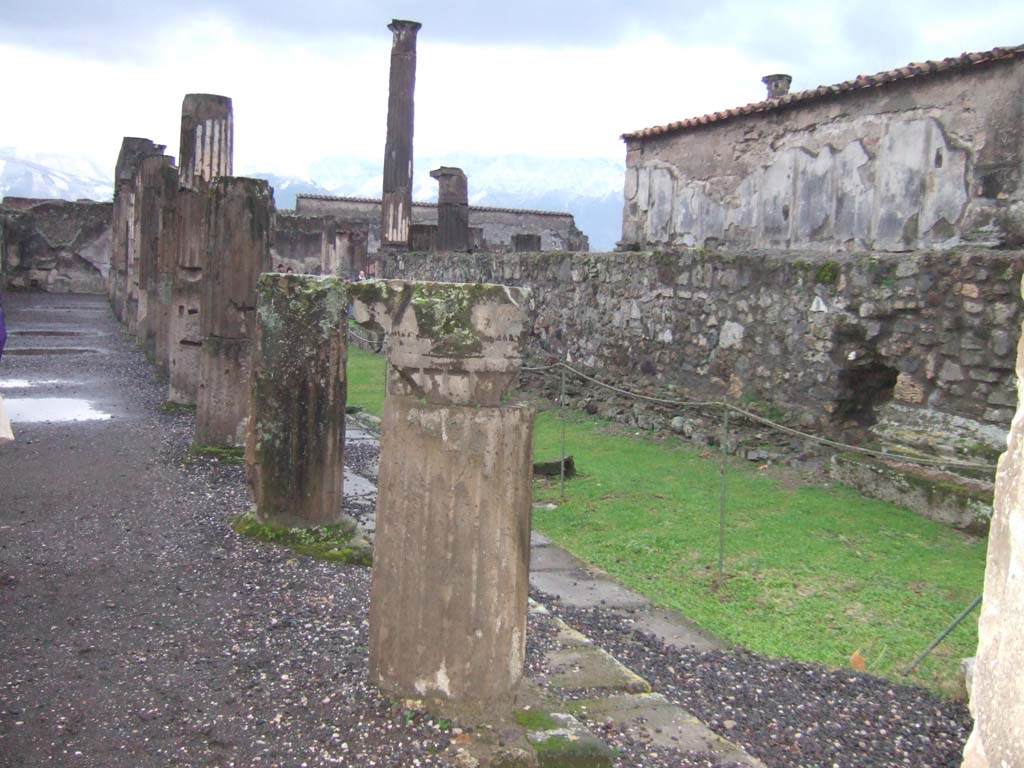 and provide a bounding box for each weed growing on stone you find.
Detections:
[189,444,245,465]
[159,400,197,415]
[231,513,372,566]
